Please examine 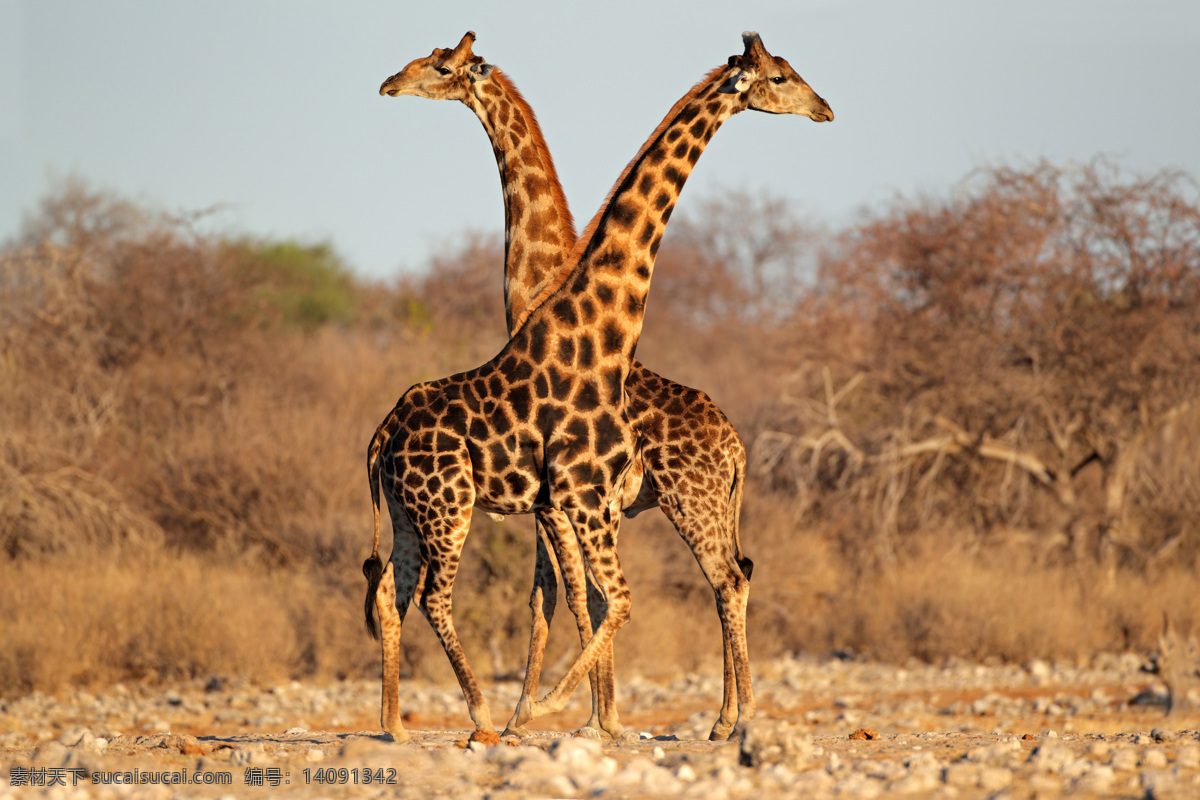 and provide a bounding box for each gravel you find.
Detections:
[1,653,1199,798]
